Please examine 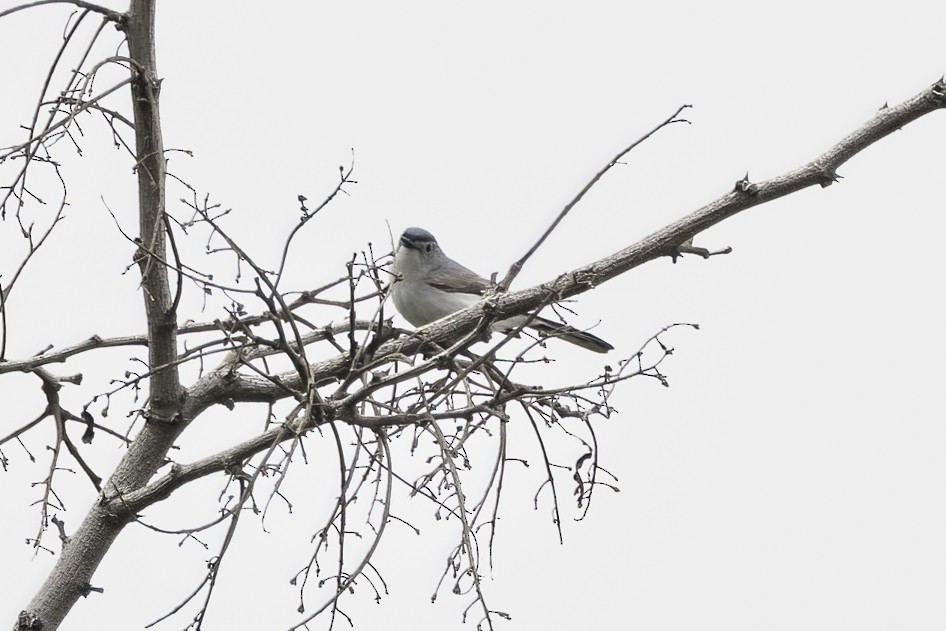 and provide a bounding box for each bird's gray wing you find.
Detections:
[427,262,492,295]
